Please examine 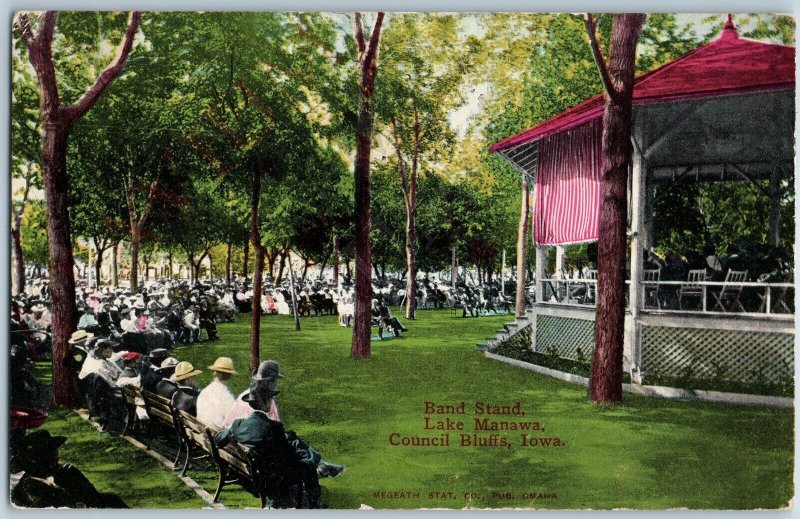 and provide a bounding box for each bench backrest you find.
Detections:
[175,409,217,455]
[141,389,177,427]
[122,385,143,406]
